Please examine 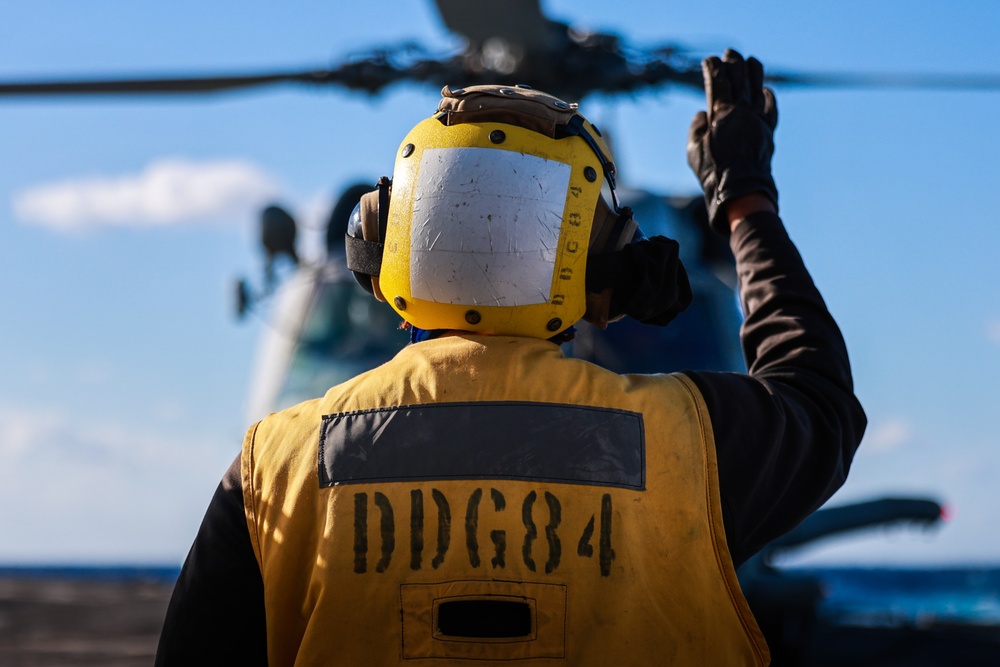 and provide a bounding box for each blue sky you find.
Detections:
[0,1,998,565]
